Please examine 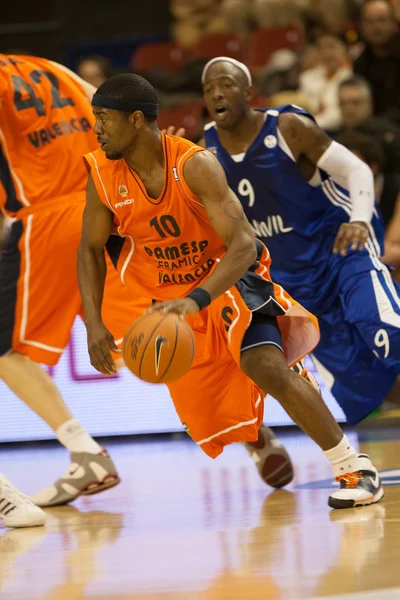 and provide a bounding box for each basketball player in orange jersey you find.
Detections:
[0,55,297,520]
[78,73,383,509]
[0,54,133,523]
